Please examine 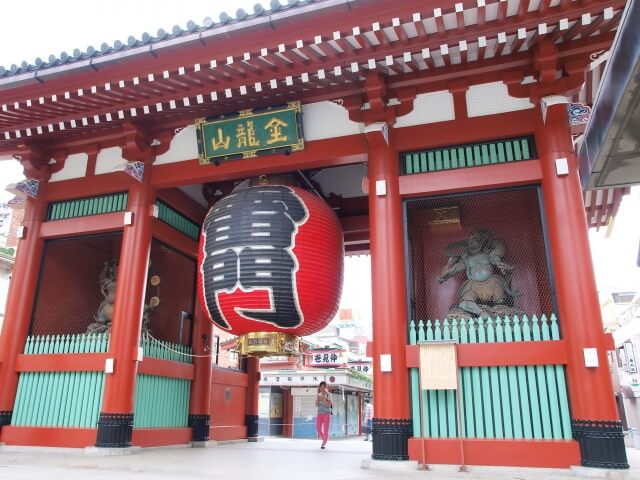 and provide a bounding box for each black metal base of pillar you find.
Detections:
[246,414,259,438]
[0,410,12,427]
[572,419,629,469]
[95,413,134,448]
[371,418,412,461]
[189,414,211,442]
